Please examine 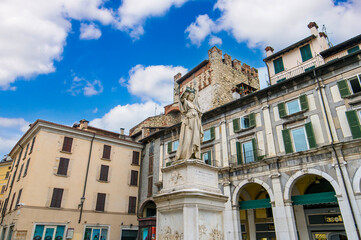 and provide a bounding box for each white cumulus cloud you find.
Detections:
[80,23,102,40]
[185,14,217,47]
[186,0,361,50]
[90,101,163,134]
[0,117,30,132]
[68,76,103,96]
[208,35,222,46]
[1,0,189,89]
[0,117,30,156]
[125,64,188,104]
[117,0,189,39]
